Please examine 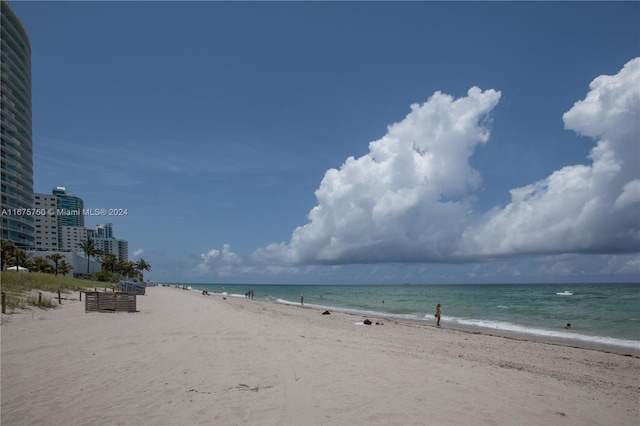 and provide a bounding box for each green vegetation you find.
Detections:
[95,256,152,283]
[1,272,110,314]
[24,293,55,309]
[135,258,151,281]
[2,239,153,284]
[1,239,74,276]
[1,271,106,293]
[46,253,65,276]
[78,238,103,276]
[0,239,153,314]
